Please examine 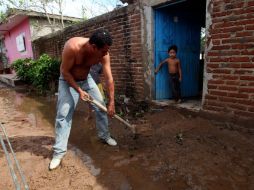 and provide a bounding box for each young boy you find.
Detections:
[155,45,182,103]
